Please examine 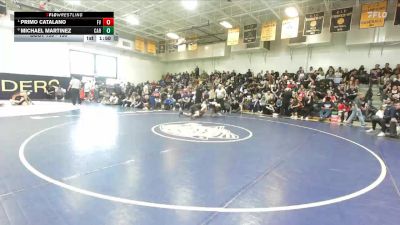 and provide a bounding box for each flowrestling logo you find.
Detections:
[161,123,239,140]
[152,121,252,143]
